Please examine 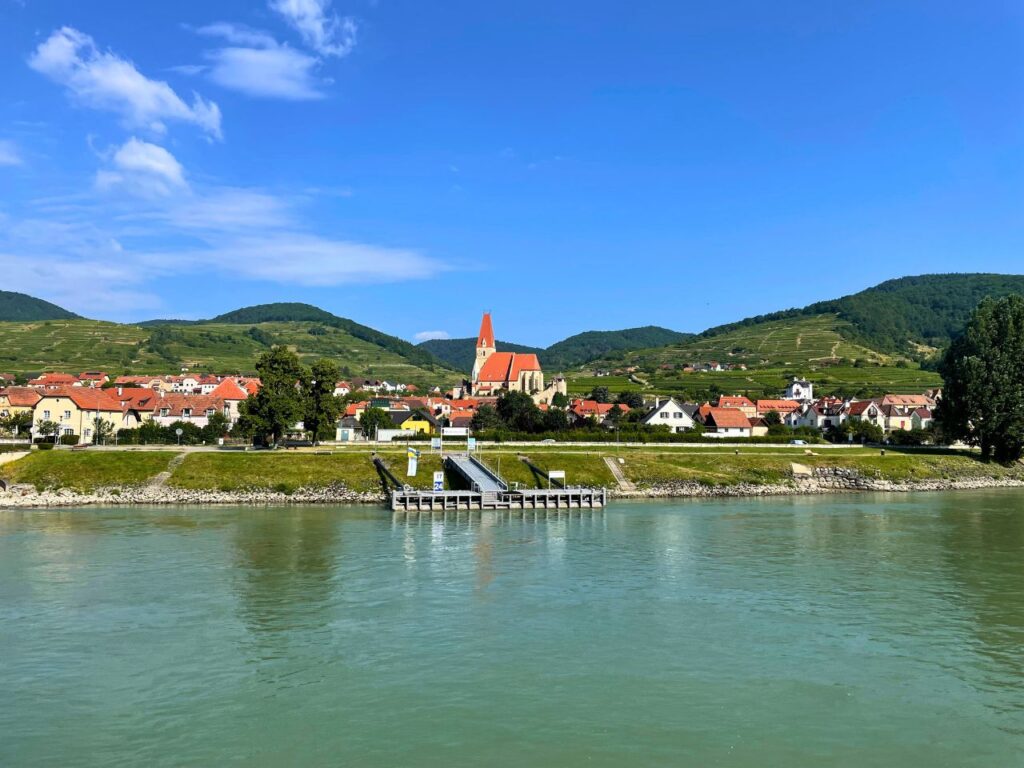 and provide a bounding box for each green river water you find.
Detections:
[2,492,1023,766]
